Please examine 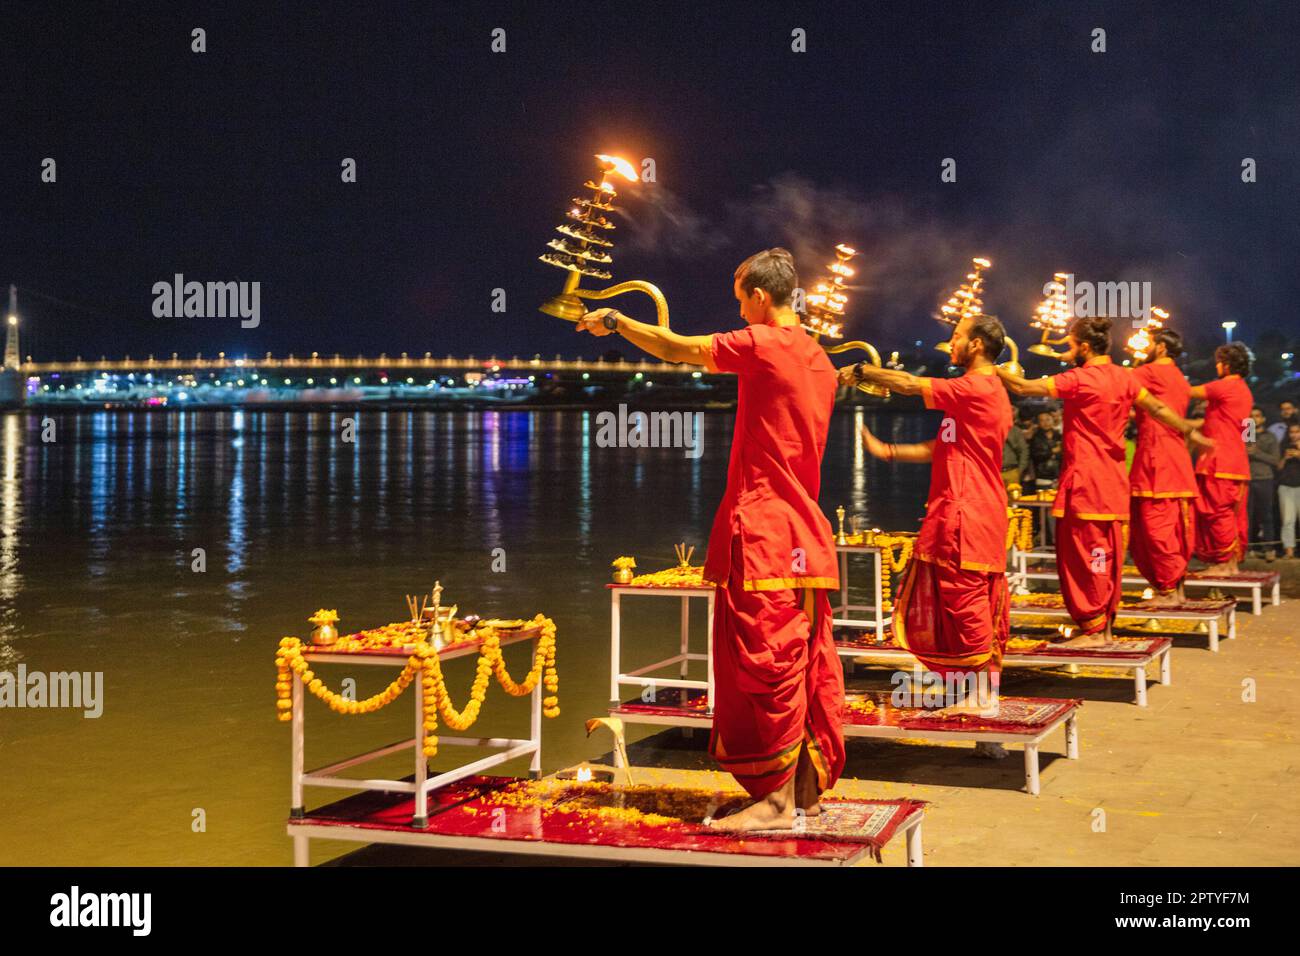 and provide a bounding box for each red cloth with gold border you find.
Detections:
[893,559,1010,678]
[1056,511,1126,634]
[703,324,838,592]
[1194,474,1248,564]
[915,366,1012,572]
[1130,496,1195,592]
[709,537,845,799]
